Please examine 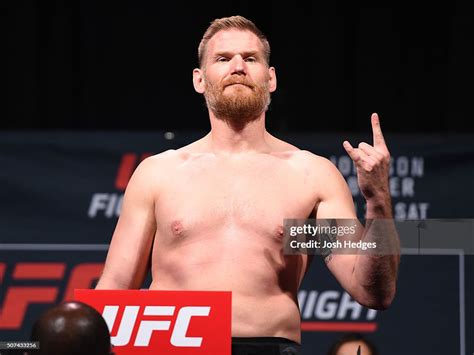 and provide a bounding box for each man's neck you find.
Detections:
[207,111,270,153]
